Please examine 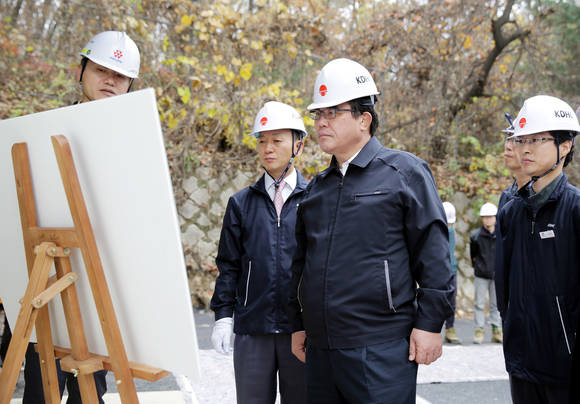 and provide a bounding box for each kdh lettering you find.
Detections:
[356,75,370,84]
[554,110,572,119]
